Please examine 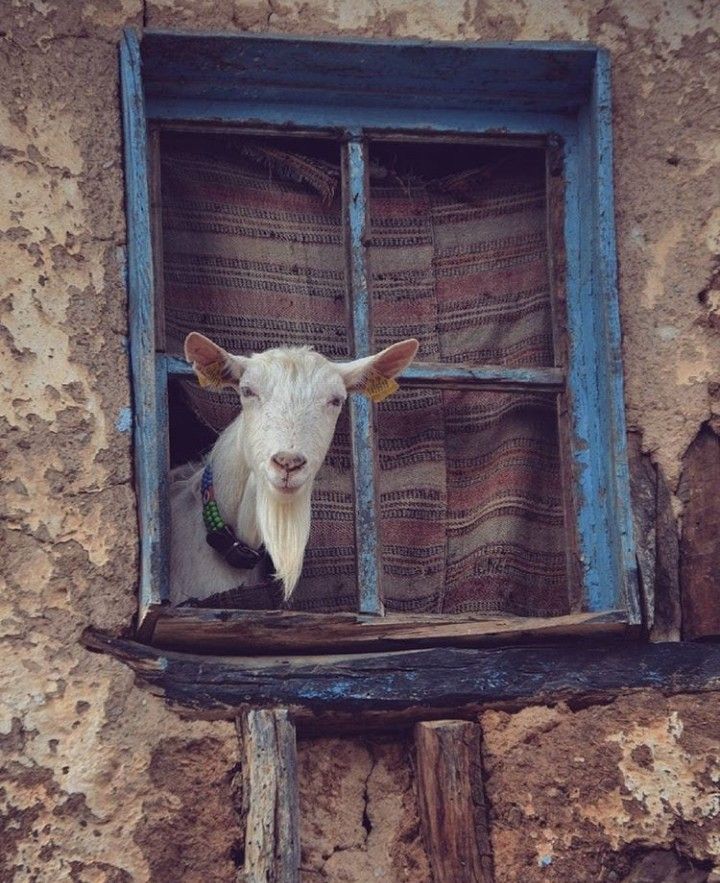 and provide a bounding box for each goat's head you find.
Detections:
[184,332,419,597]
